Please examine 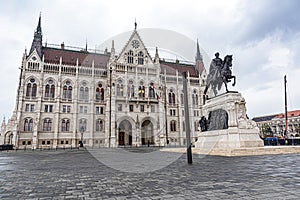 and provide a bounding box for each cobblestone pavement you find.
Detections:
[1,148,300,199]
